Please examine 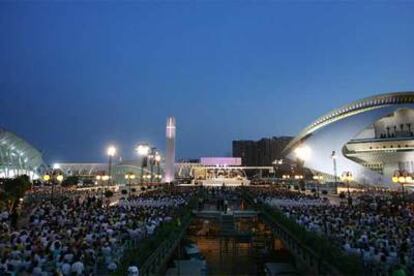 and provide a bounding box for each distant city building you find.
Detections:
[0,128,45,179]
[232,137,293,166]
